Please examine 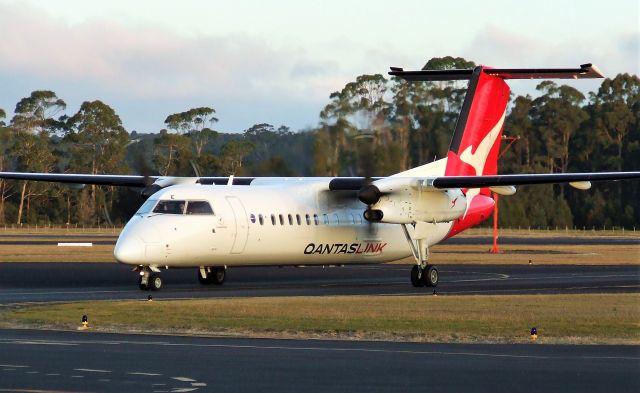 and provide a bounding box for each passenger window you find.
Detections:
[279,214,284,225]
[288,214,293,225]
[153,200,185,214]
[259,214,264,225]
[313,214,319,225]
[186,201,214,215]
[296,214,301,225]
[271,214,276,225]
[305,214,311,225]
